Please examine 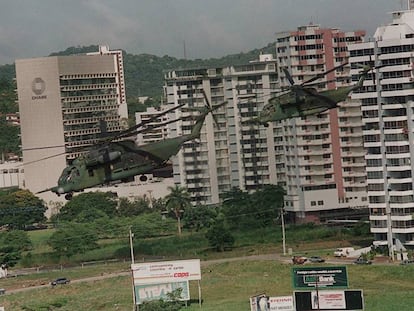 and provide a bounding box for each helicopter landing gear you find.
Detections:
[65,193,73,200]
